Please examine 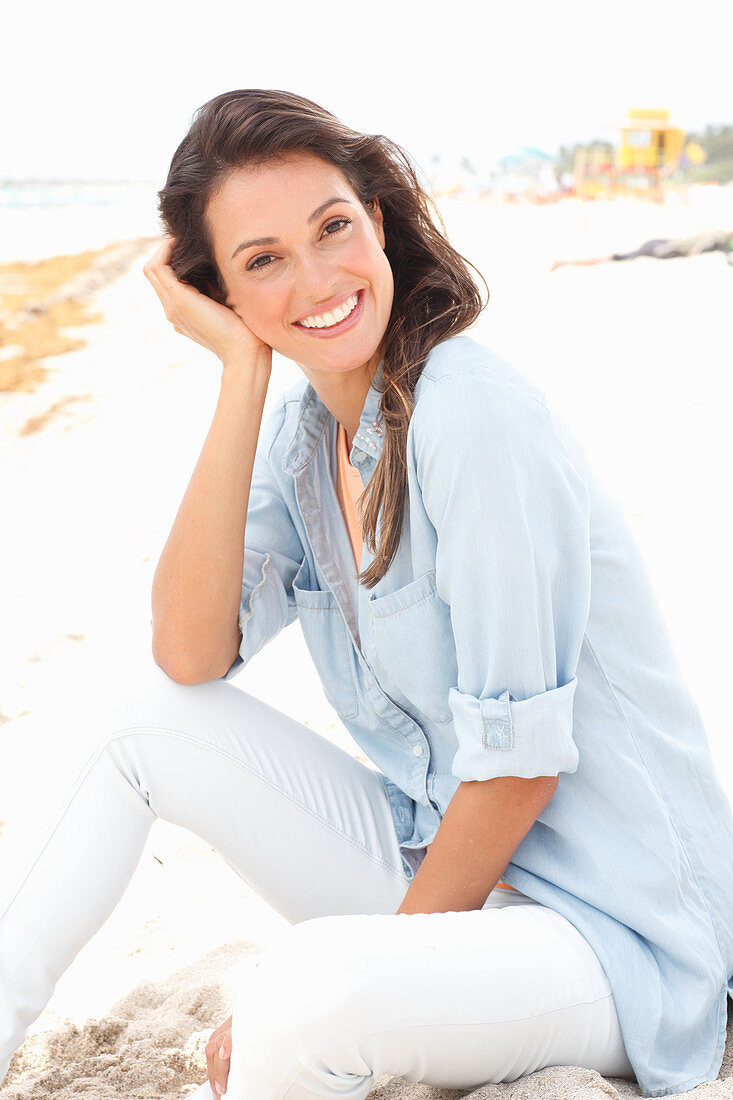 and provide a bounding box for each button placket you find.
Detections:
[294,455,360,650]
